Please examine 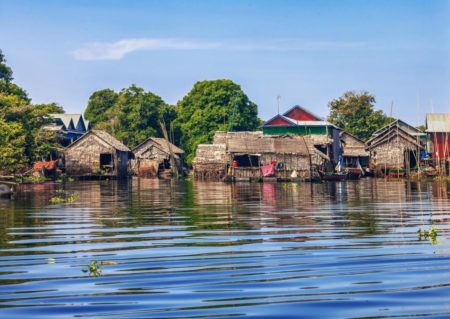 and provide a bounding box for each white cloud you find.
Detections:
[73,38,365,61]
[73,38,222,60]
